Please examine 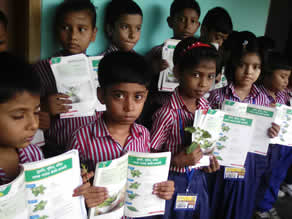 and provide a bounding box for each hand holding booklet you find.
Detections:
[0,150,87,219]
[50,54,105,118]
[158,39,180,92]
[89,151,171,218]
